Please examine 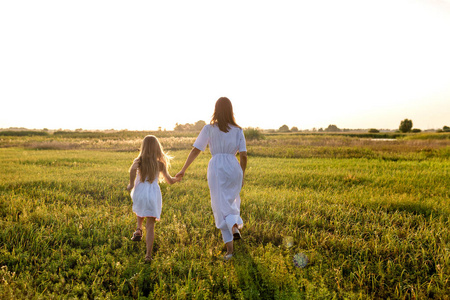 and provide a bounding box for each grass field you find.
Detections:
[0,132,449,299]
